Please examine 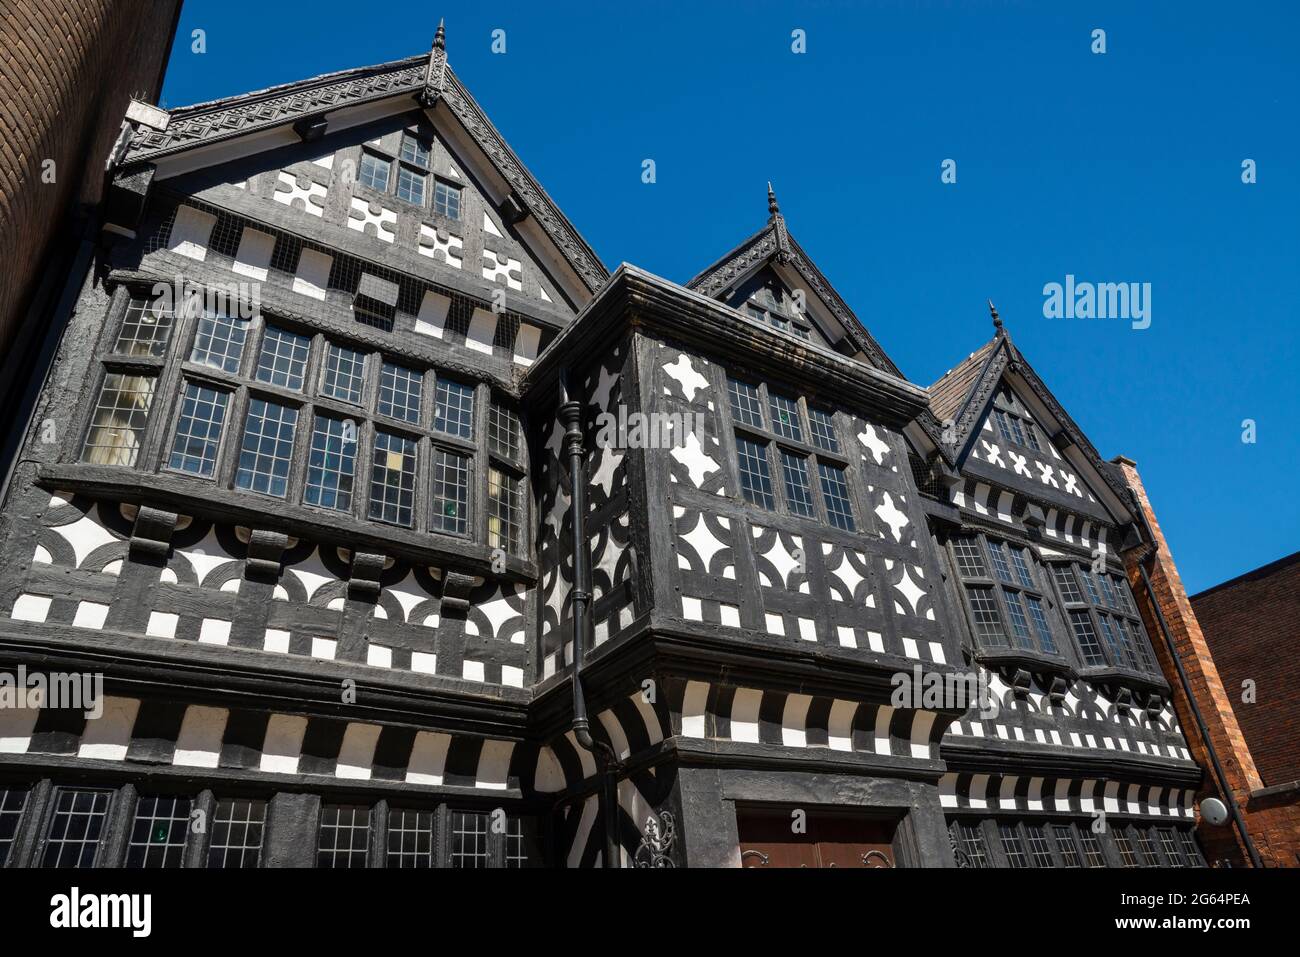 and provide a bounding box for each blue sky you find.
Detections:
[160,0,1298,593]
